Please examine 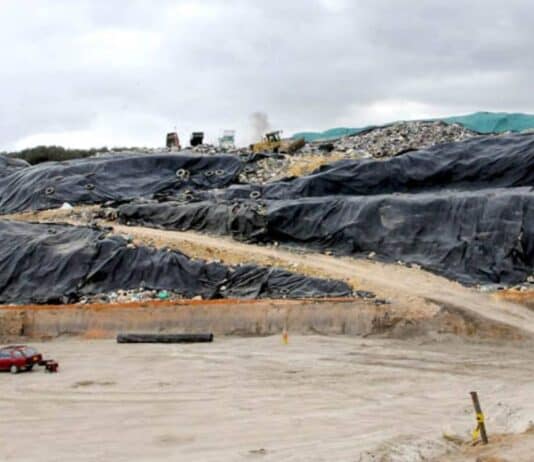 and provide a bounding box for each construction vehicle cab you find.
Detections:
[190,132,204,147]
[219,130,236,150]
[265,131,281,143]
[166,132,181,151]
[251,130,305,154]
